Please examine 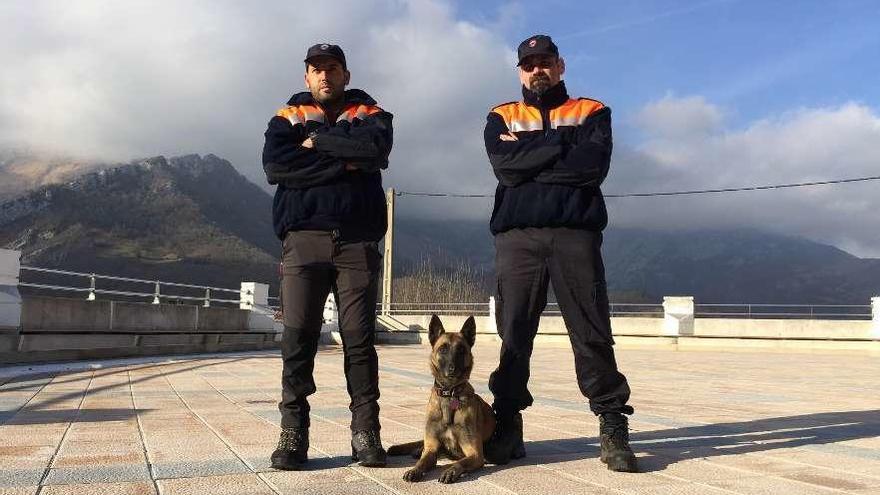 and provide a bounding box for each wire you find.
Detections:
[395,175,880,199]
